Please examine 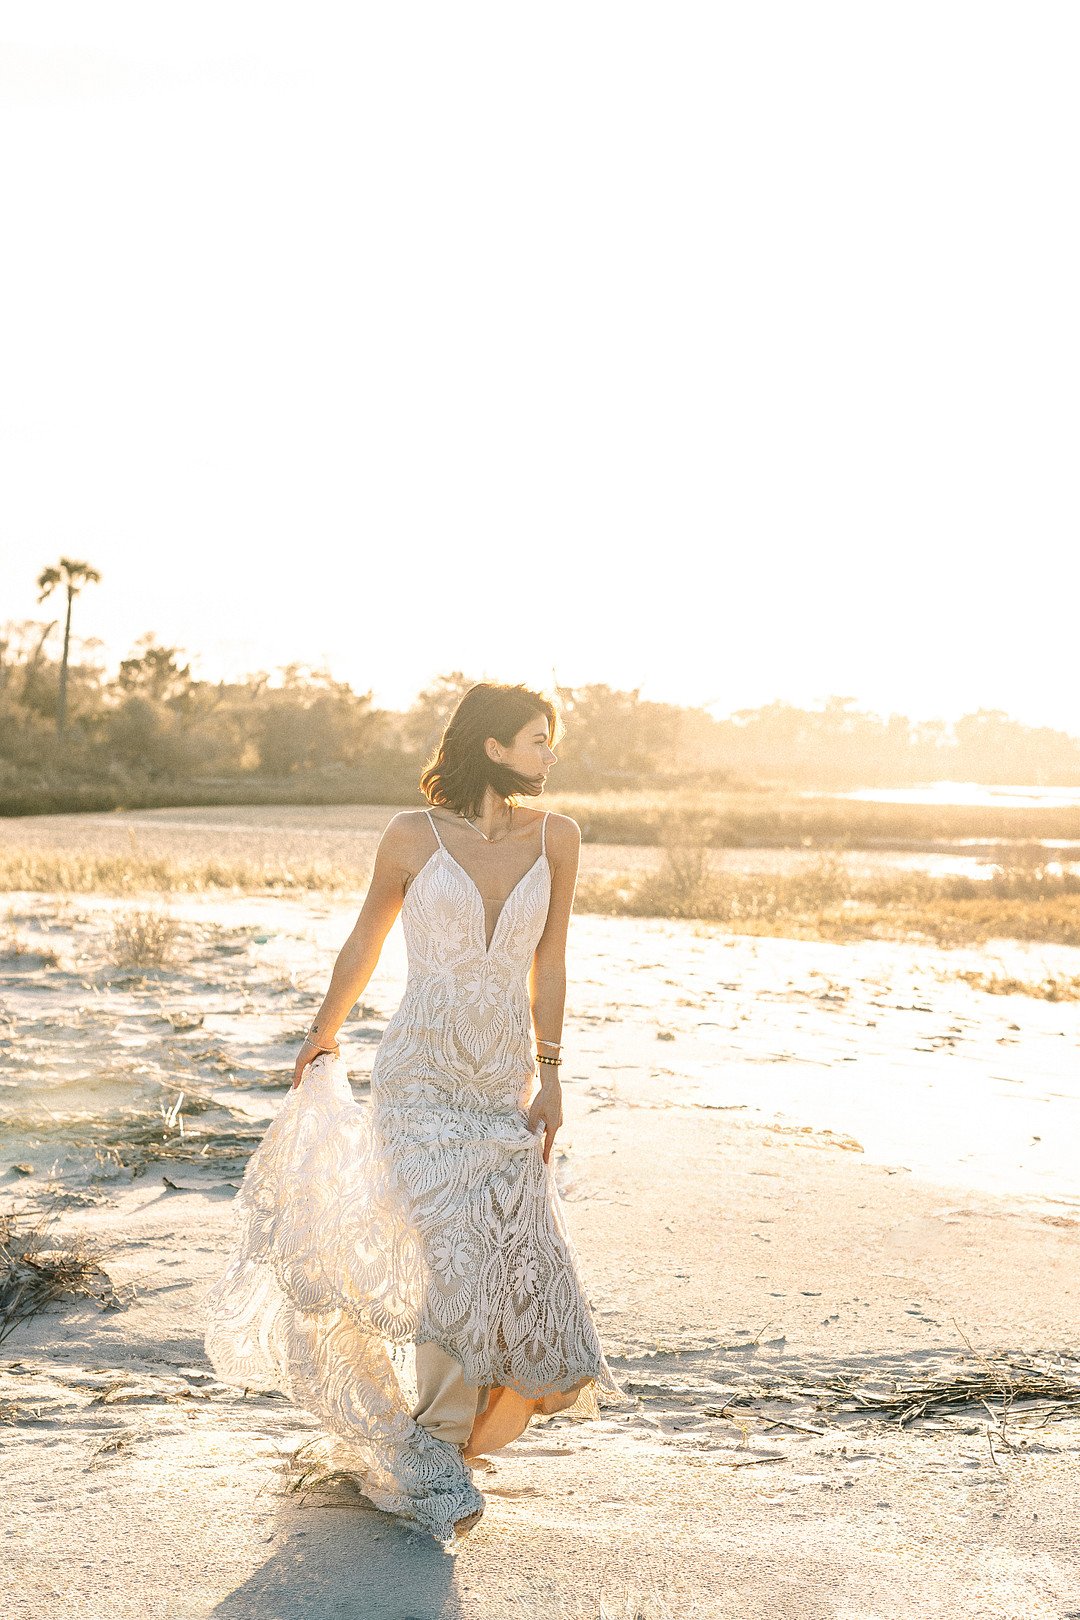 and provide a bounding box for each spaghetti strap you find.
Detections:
[541,811,549,856]
[424,809,444,850]
[203,784,627,1548]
